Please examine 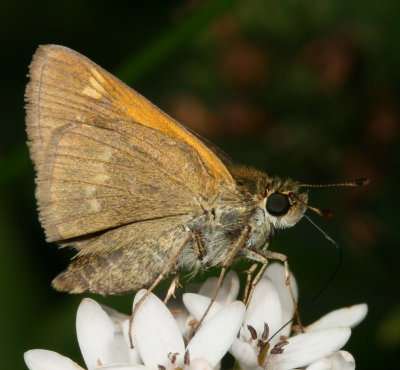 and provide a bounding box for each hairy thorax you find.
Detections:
[178,186,270,273]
